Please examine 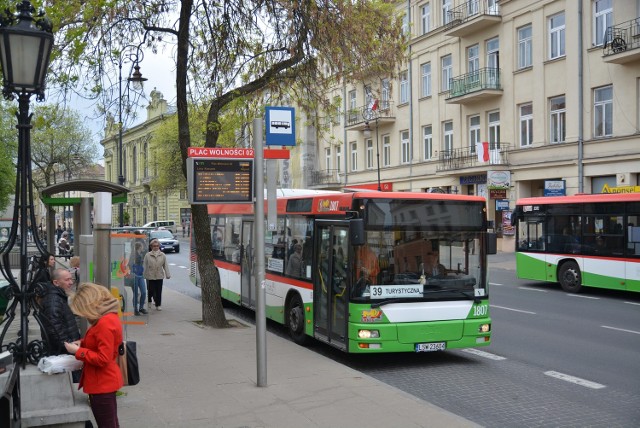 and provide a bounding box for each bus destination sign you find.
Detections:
[188,158,254,204]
